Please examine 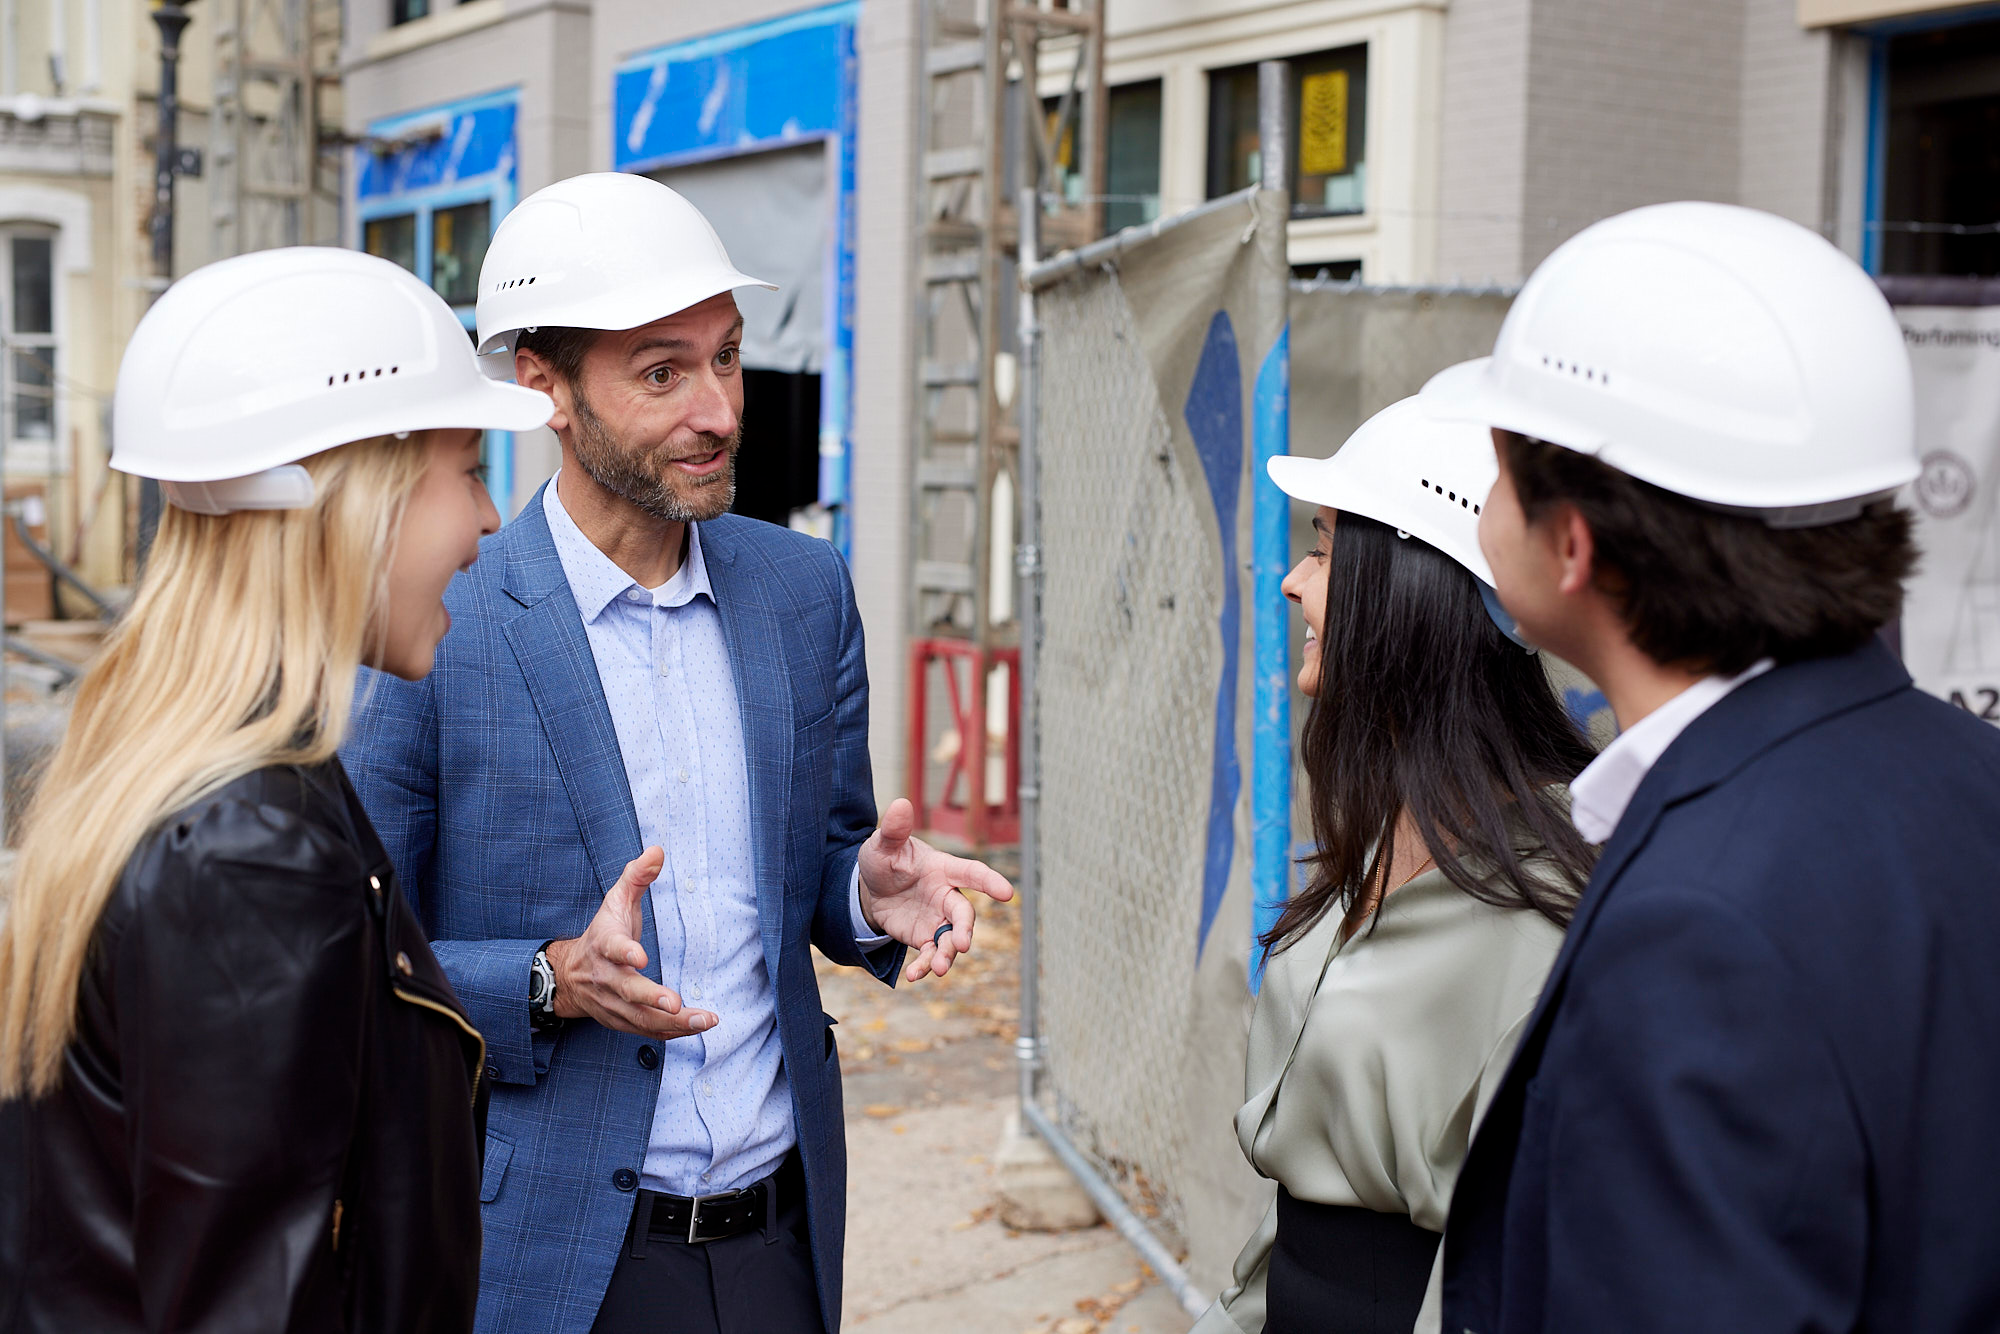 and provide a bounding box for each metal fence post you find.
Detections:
[1014,185,1043,1112]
